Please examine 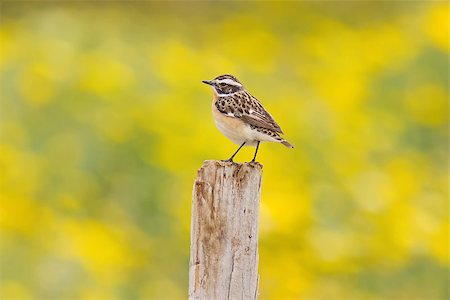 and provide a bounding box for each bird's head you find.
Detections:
[202,74,244,96]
